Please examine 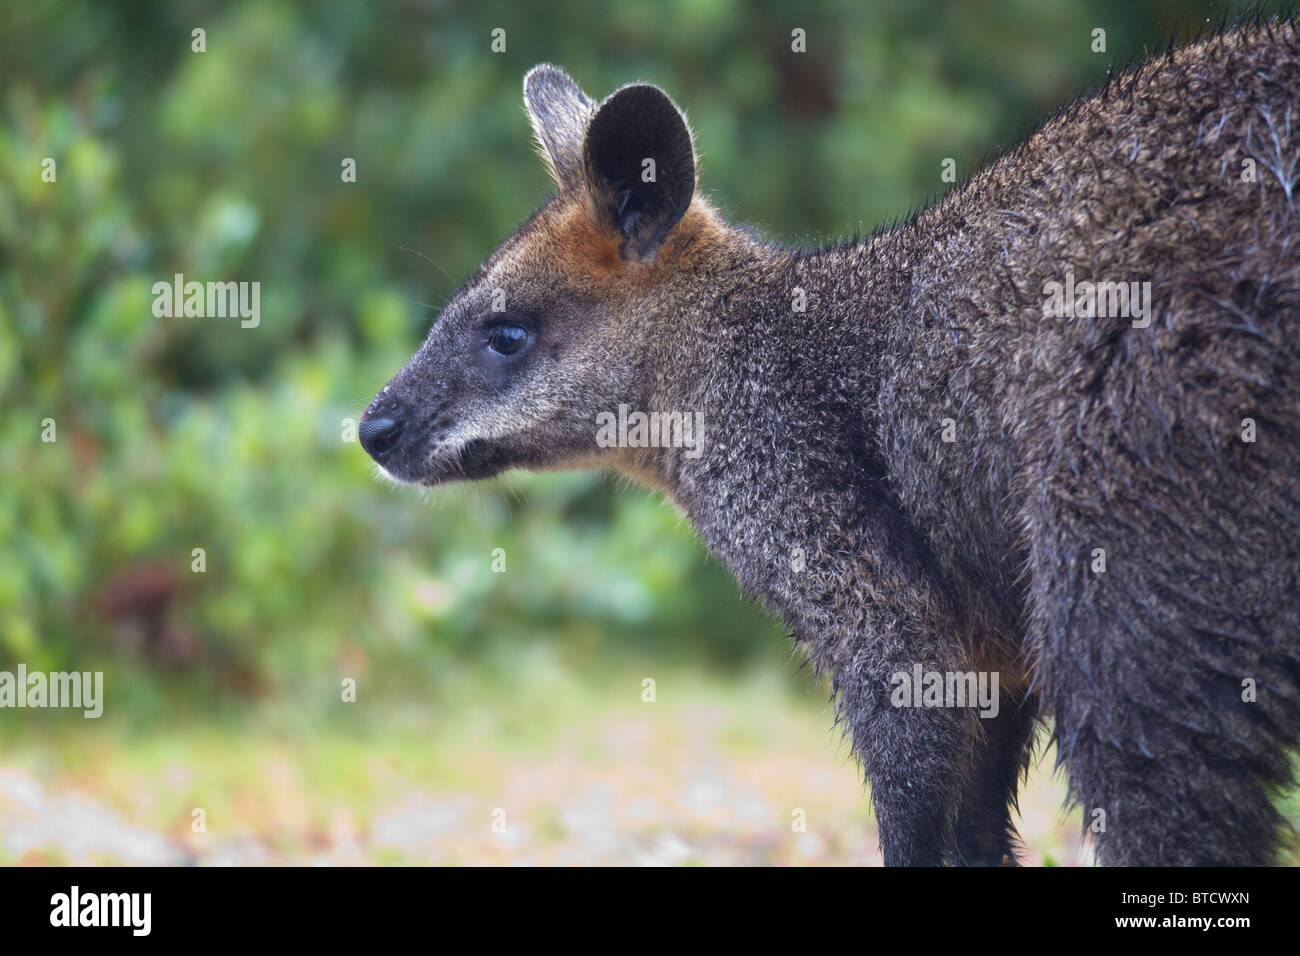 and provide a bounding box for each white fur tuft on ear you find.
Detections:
[523,64,594,188]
